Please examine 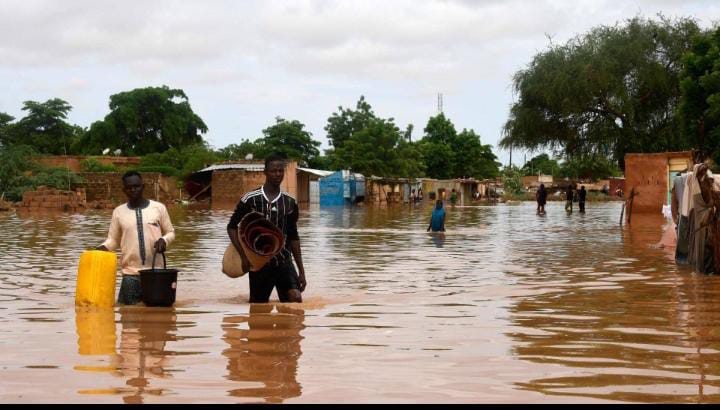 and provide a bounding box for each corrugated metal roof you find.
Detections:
[197,163,265,173]
[297,167,334,177]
